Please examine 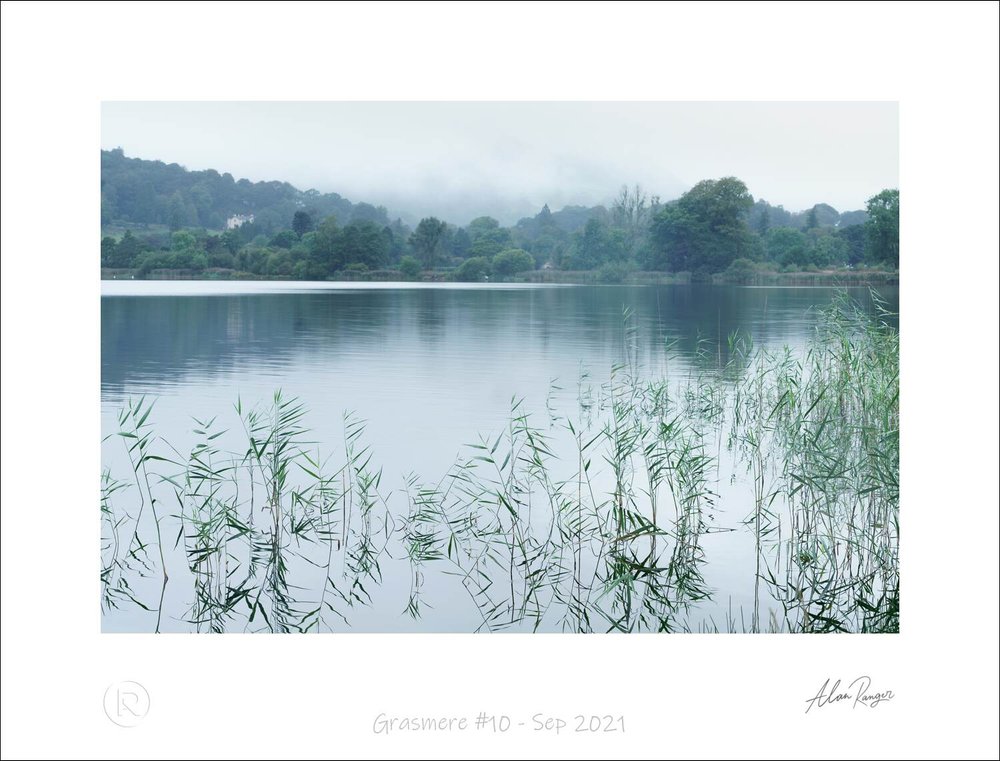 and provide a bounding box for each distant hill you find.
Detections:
[102,149,870,241]
[101,149,397,233]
